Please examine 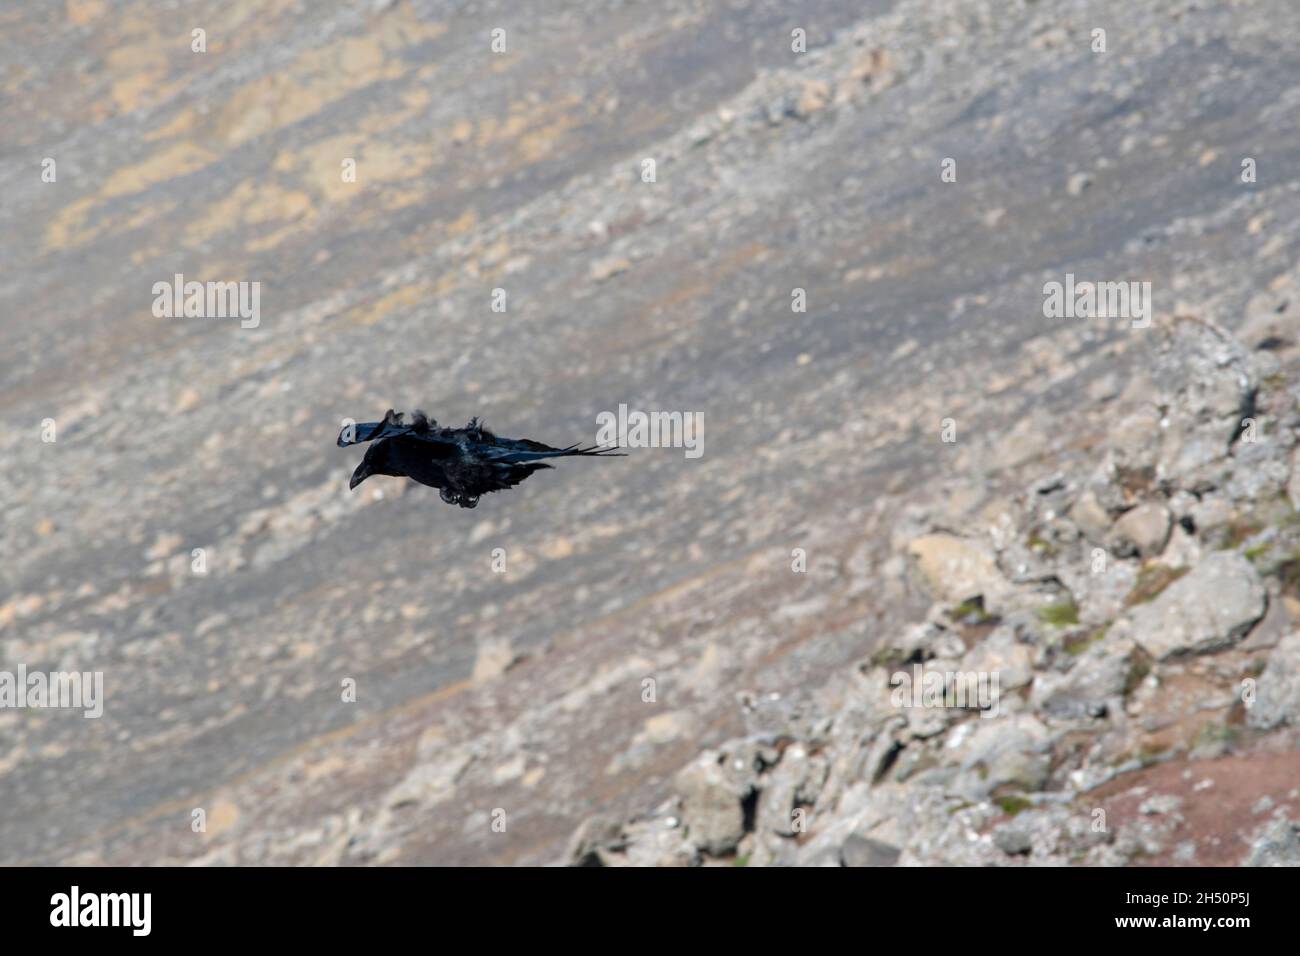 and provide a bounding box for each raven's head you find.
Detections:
[349,440,392,490]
